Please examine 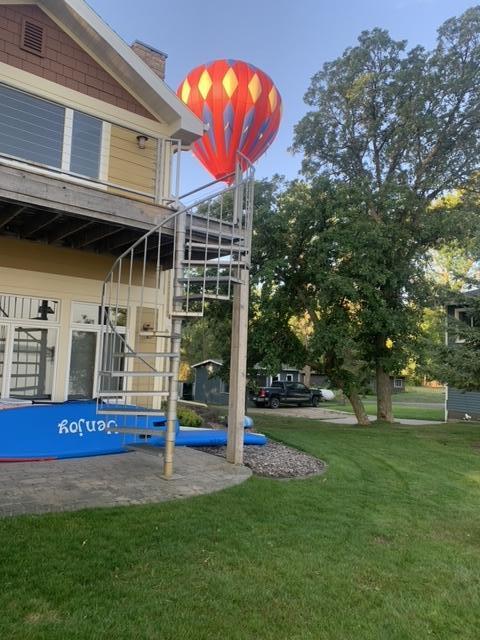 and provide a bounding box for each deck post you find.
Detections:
[227,267,249,465]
